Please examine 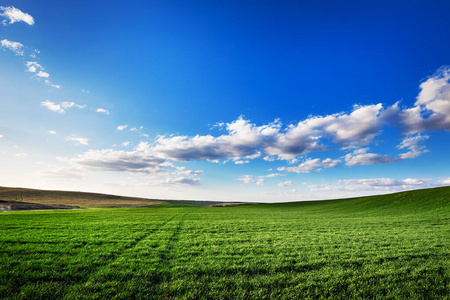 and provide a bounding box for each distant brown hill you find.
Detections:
[0,186,167,209]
